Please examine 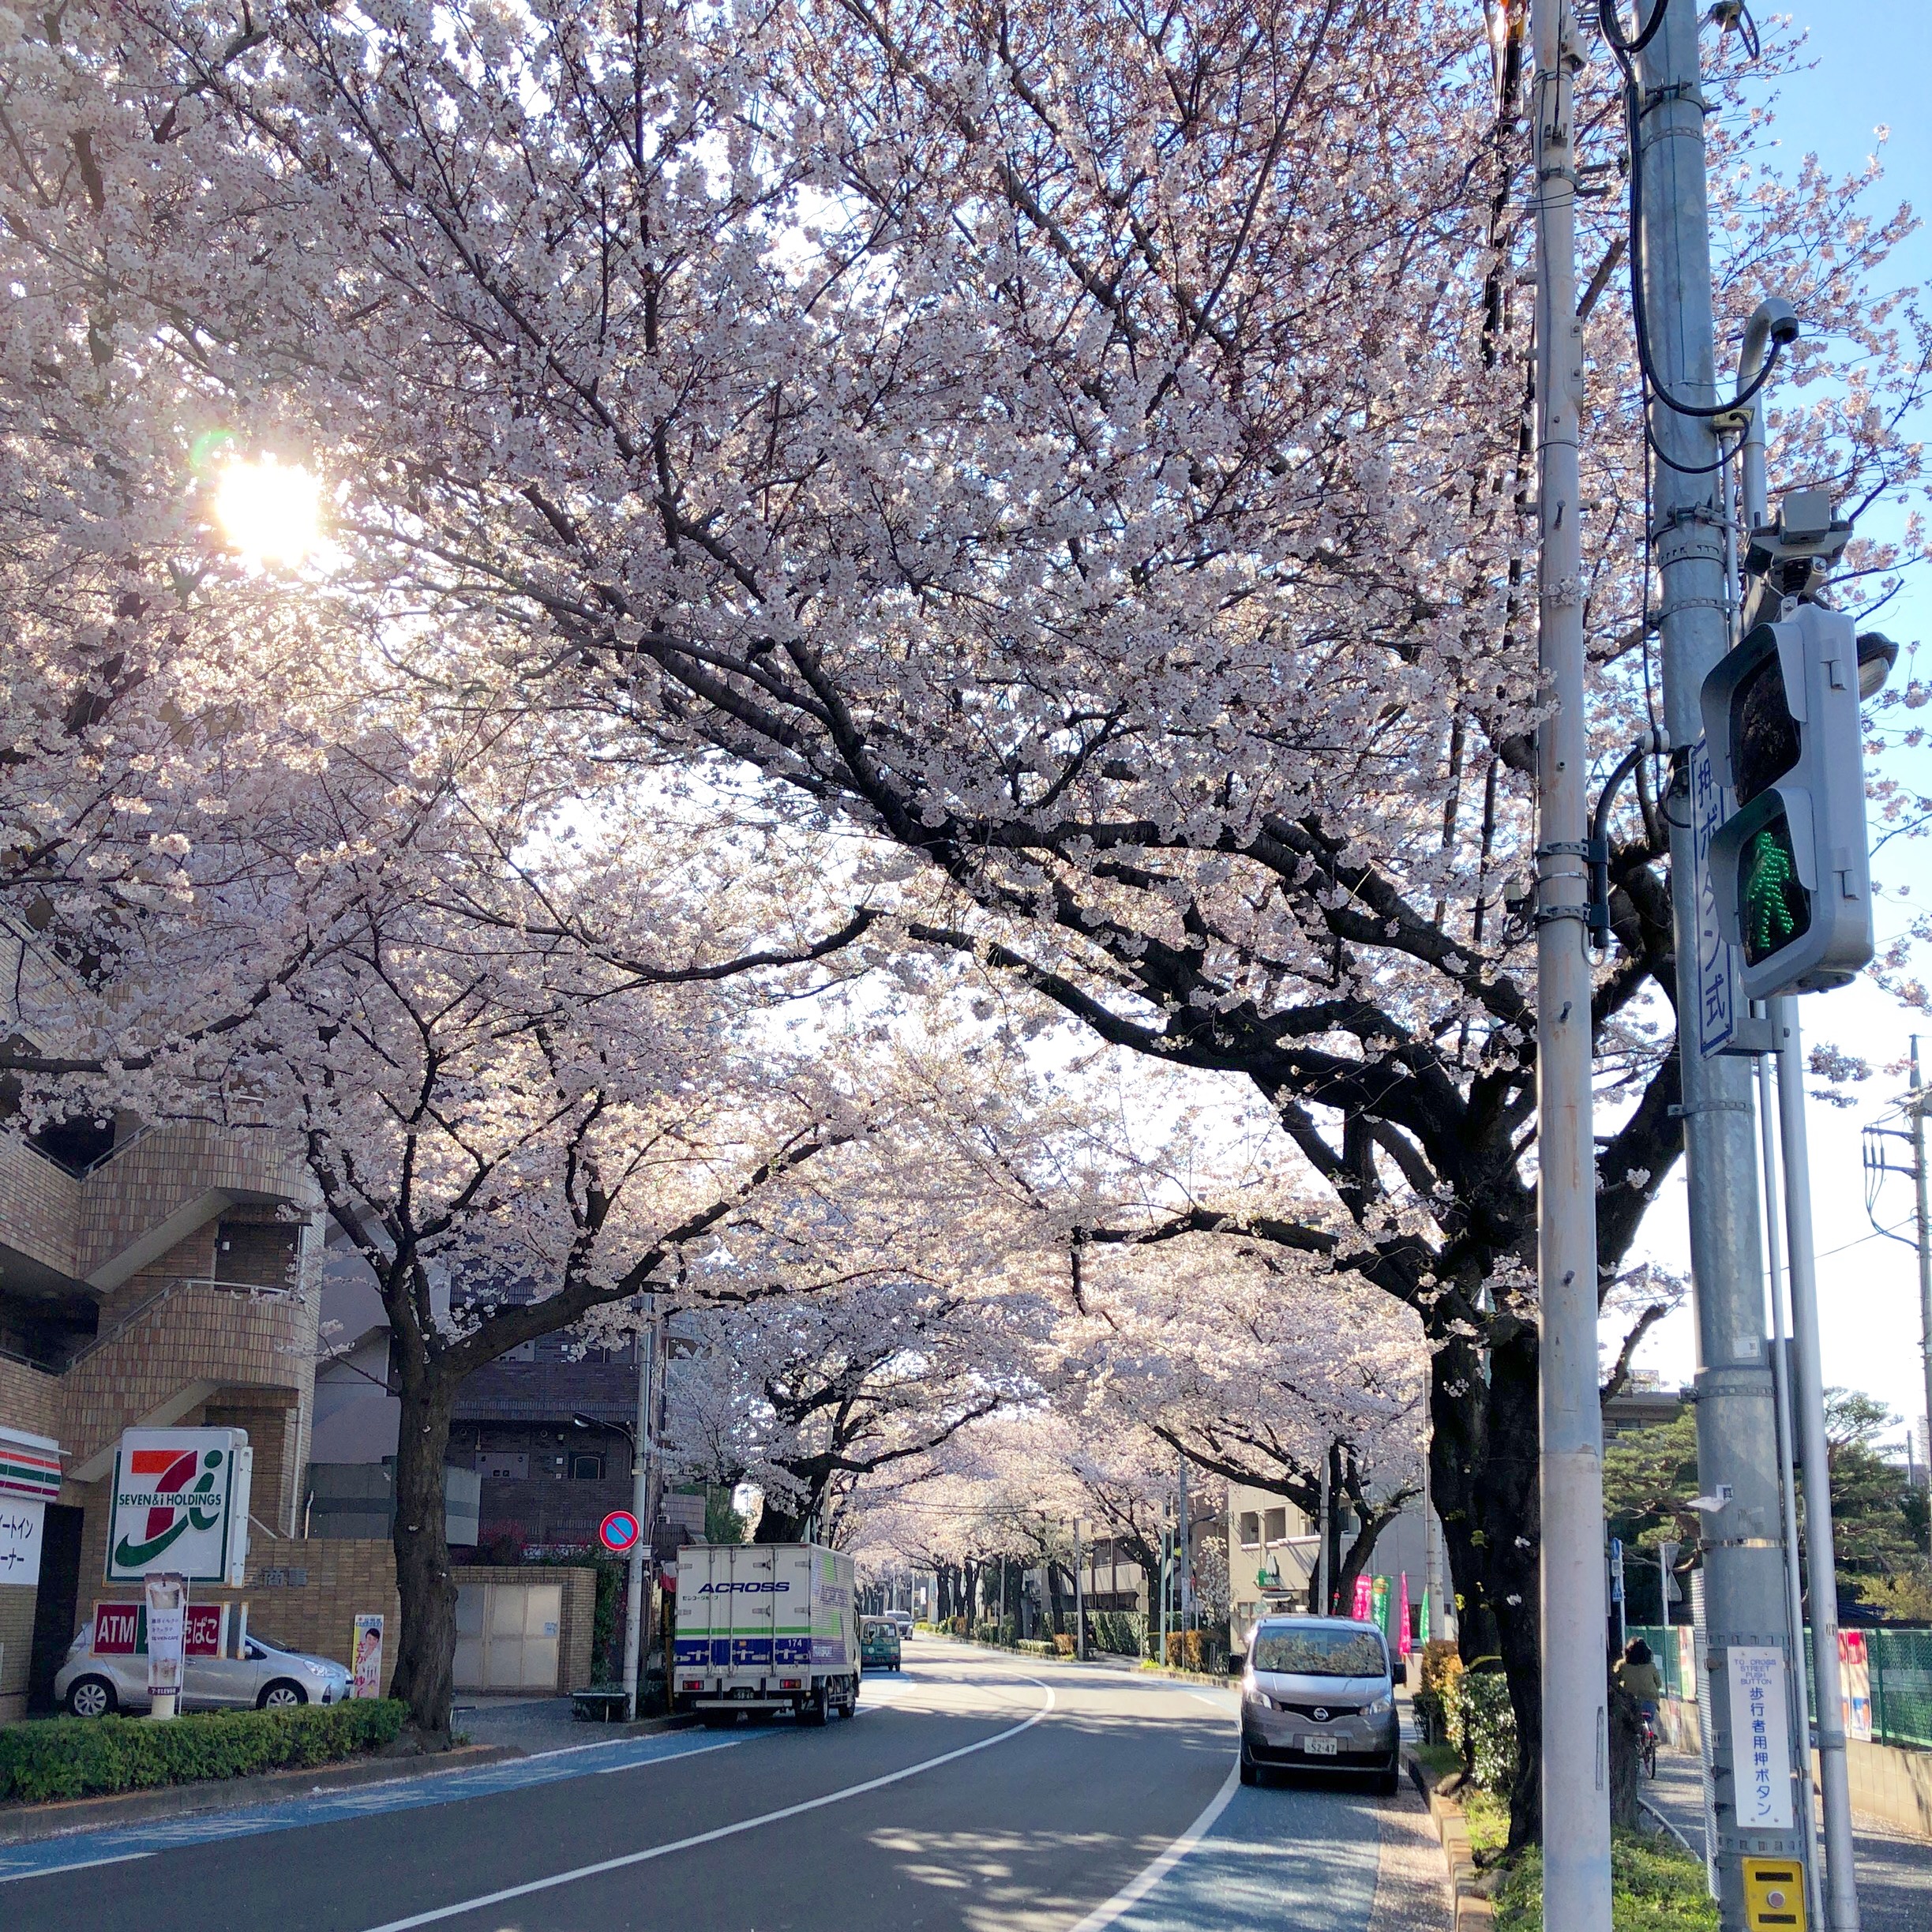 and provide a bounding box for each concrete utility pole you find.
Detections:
[1634,6,1800,1920]
[1775,1001,1863,1929]
[1529,4,1611,1923]
[1912,1040,1932,1538]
